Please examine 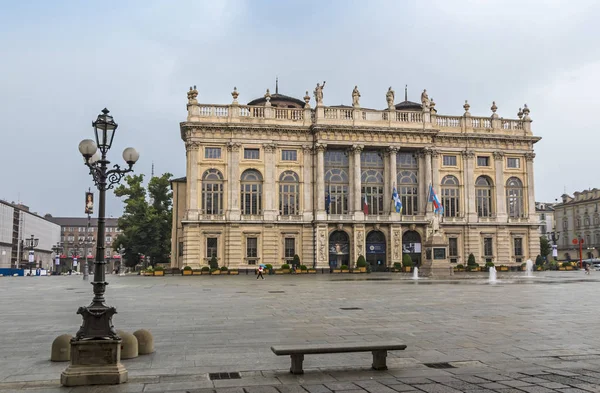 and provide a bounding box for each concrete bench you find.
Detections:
[271,342,407,374]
